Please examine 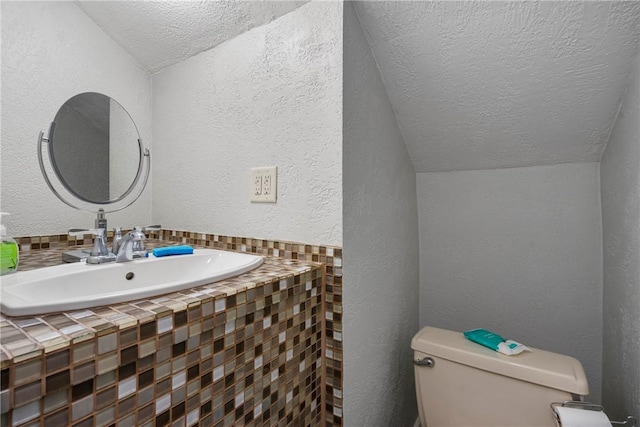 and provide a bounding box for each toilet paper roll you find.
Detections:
[556,406,611,427]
